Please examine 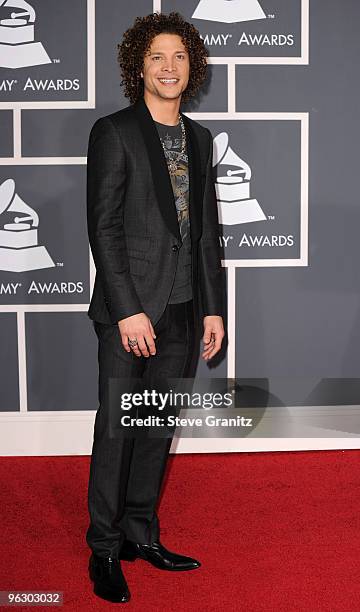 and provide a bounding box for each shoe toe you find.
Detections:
[181,558,201,570]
